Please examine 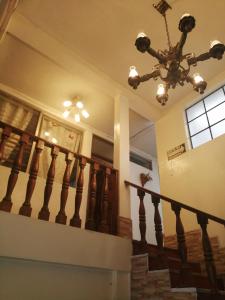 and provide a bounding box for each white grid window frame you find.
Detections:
[185,85,225,149]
